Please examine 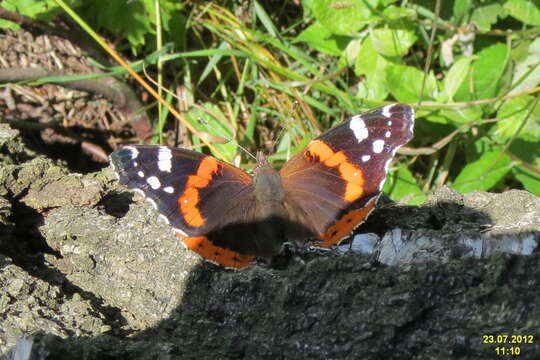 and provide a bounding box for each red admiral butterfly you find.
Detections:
[110,104,414,268]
